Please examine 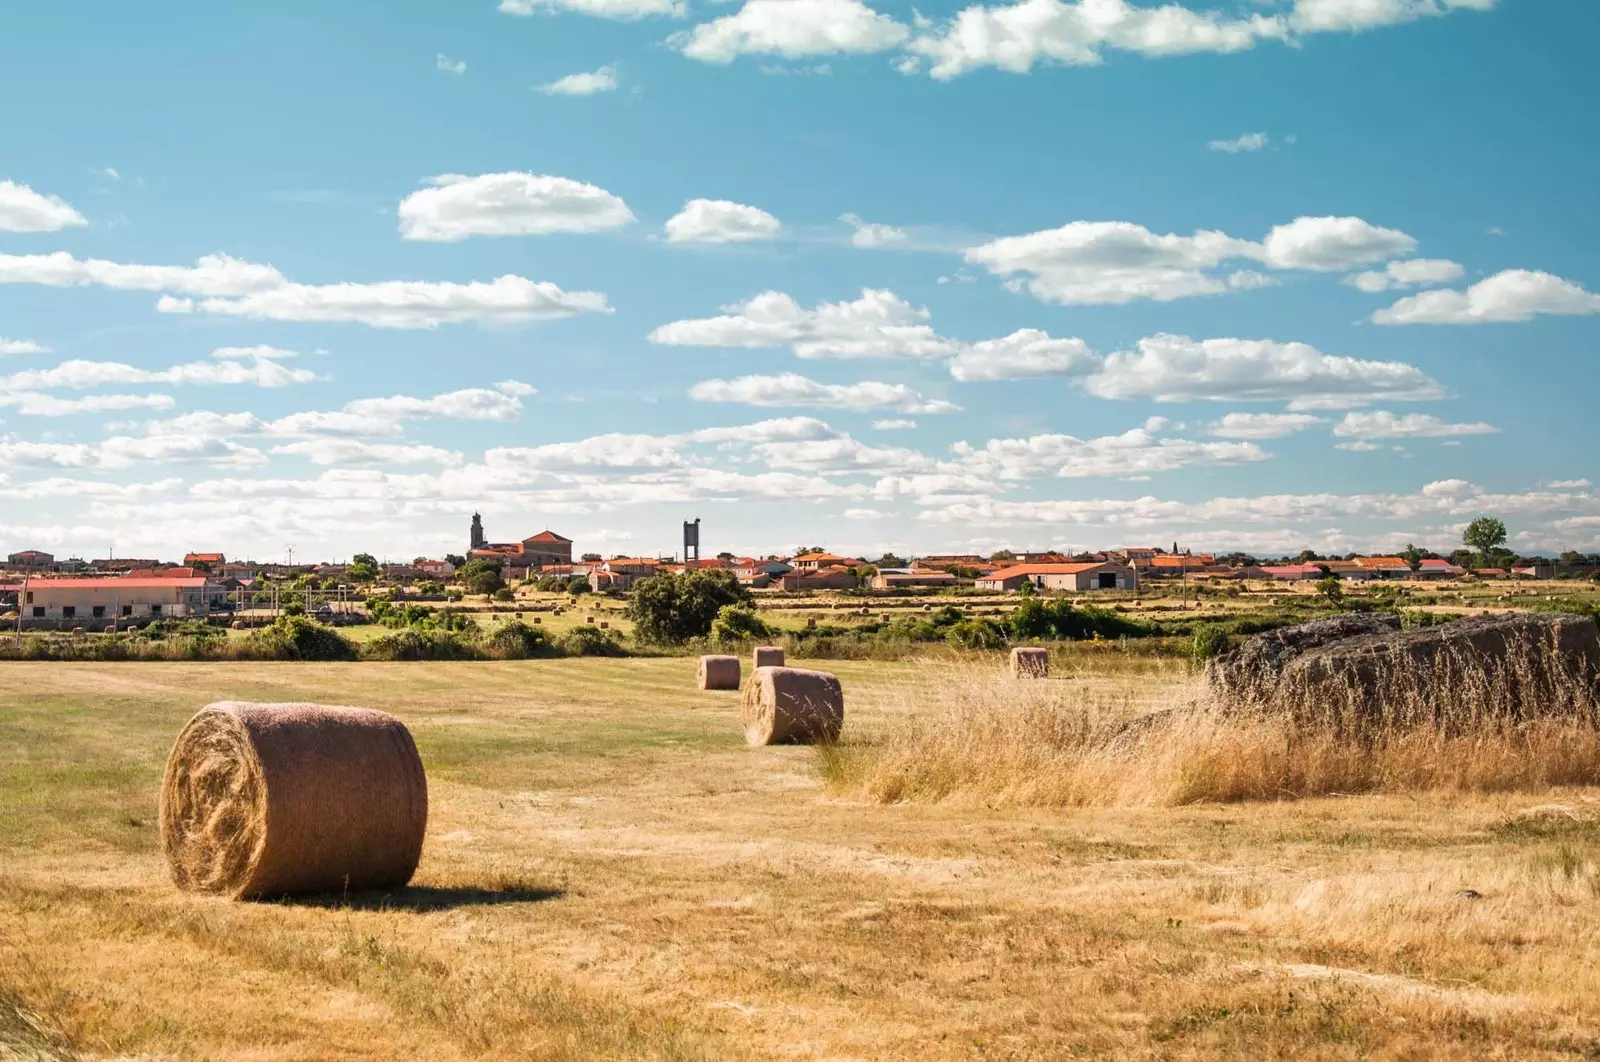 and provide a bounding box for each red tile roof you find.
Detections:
[523,530,572,544]
[21,577,210,589]
[983,563,1112,580]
